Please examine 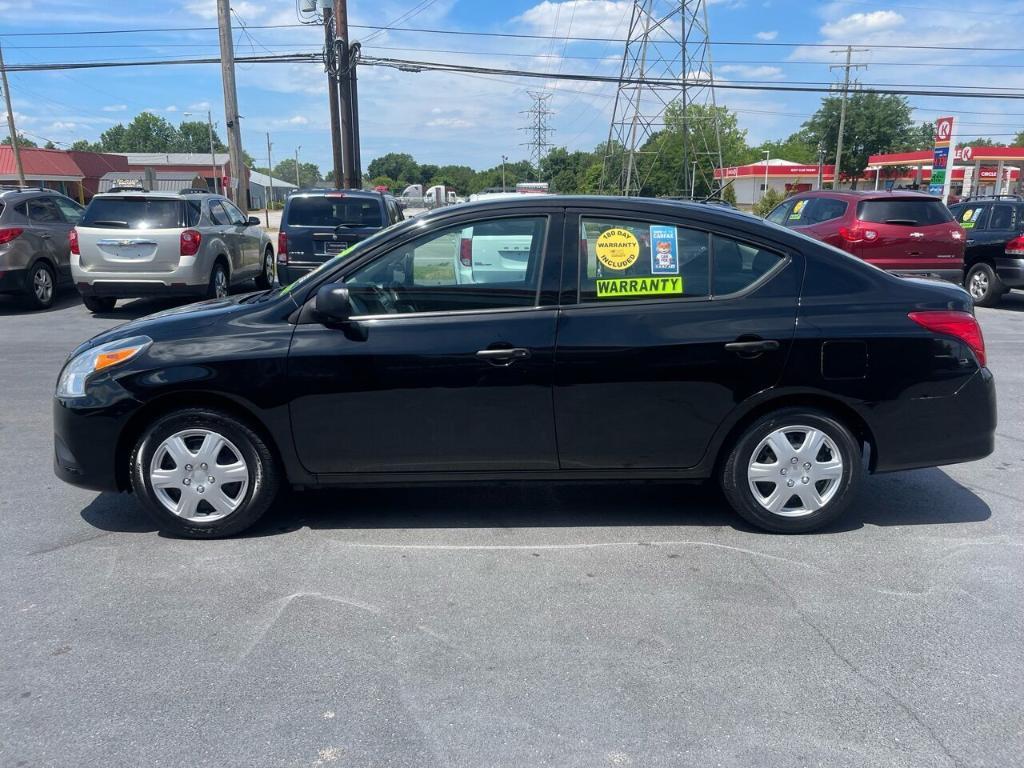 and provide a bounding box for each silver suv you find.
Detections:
[72,190,275,313]
[0,187,85,310]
